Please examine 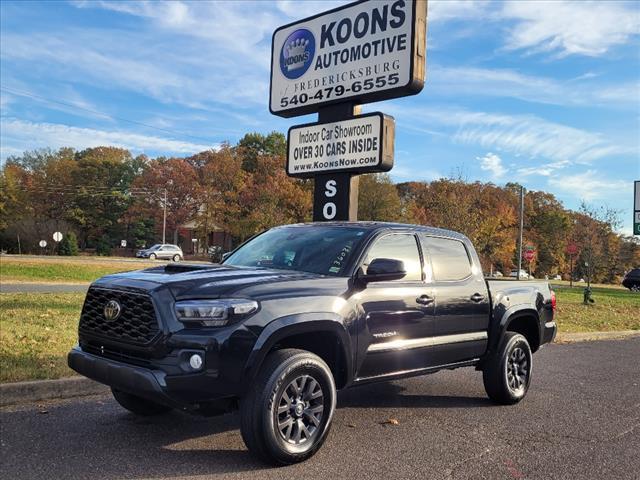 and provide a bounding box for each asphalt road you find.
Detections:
[1,338,638,480]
